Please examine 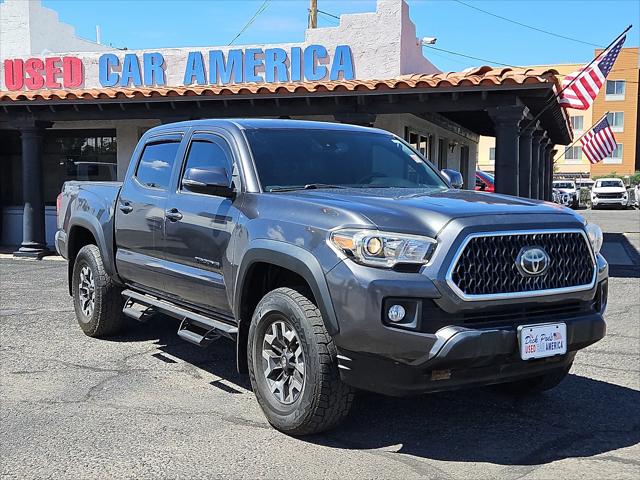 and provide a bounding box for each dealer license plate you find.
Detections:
[518,323,567,360]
